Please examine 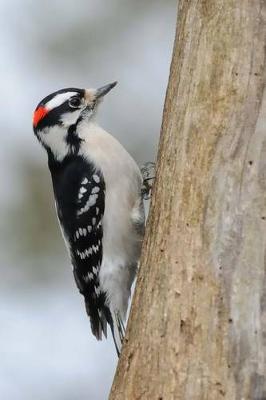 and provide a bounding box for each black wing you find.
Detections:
[69,171,108,339]
[52,158,112,340]
[51,156,121,353]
